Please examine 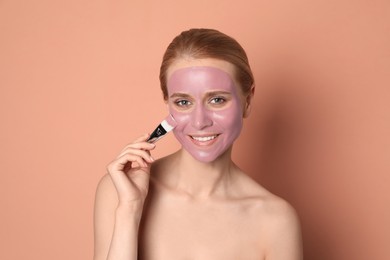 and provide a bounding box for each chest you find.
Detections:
[138,199,265,260]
